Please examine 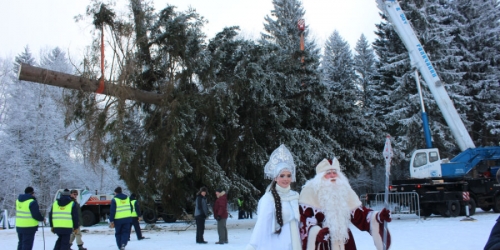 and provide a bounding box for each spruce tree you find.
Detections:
[372,0,468,178]
[321,30,383,184]
[258,0,334,184]
[65,2,272,215]
[353,33,388,192]
[454,0,500,146]
[354,34,378,109]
